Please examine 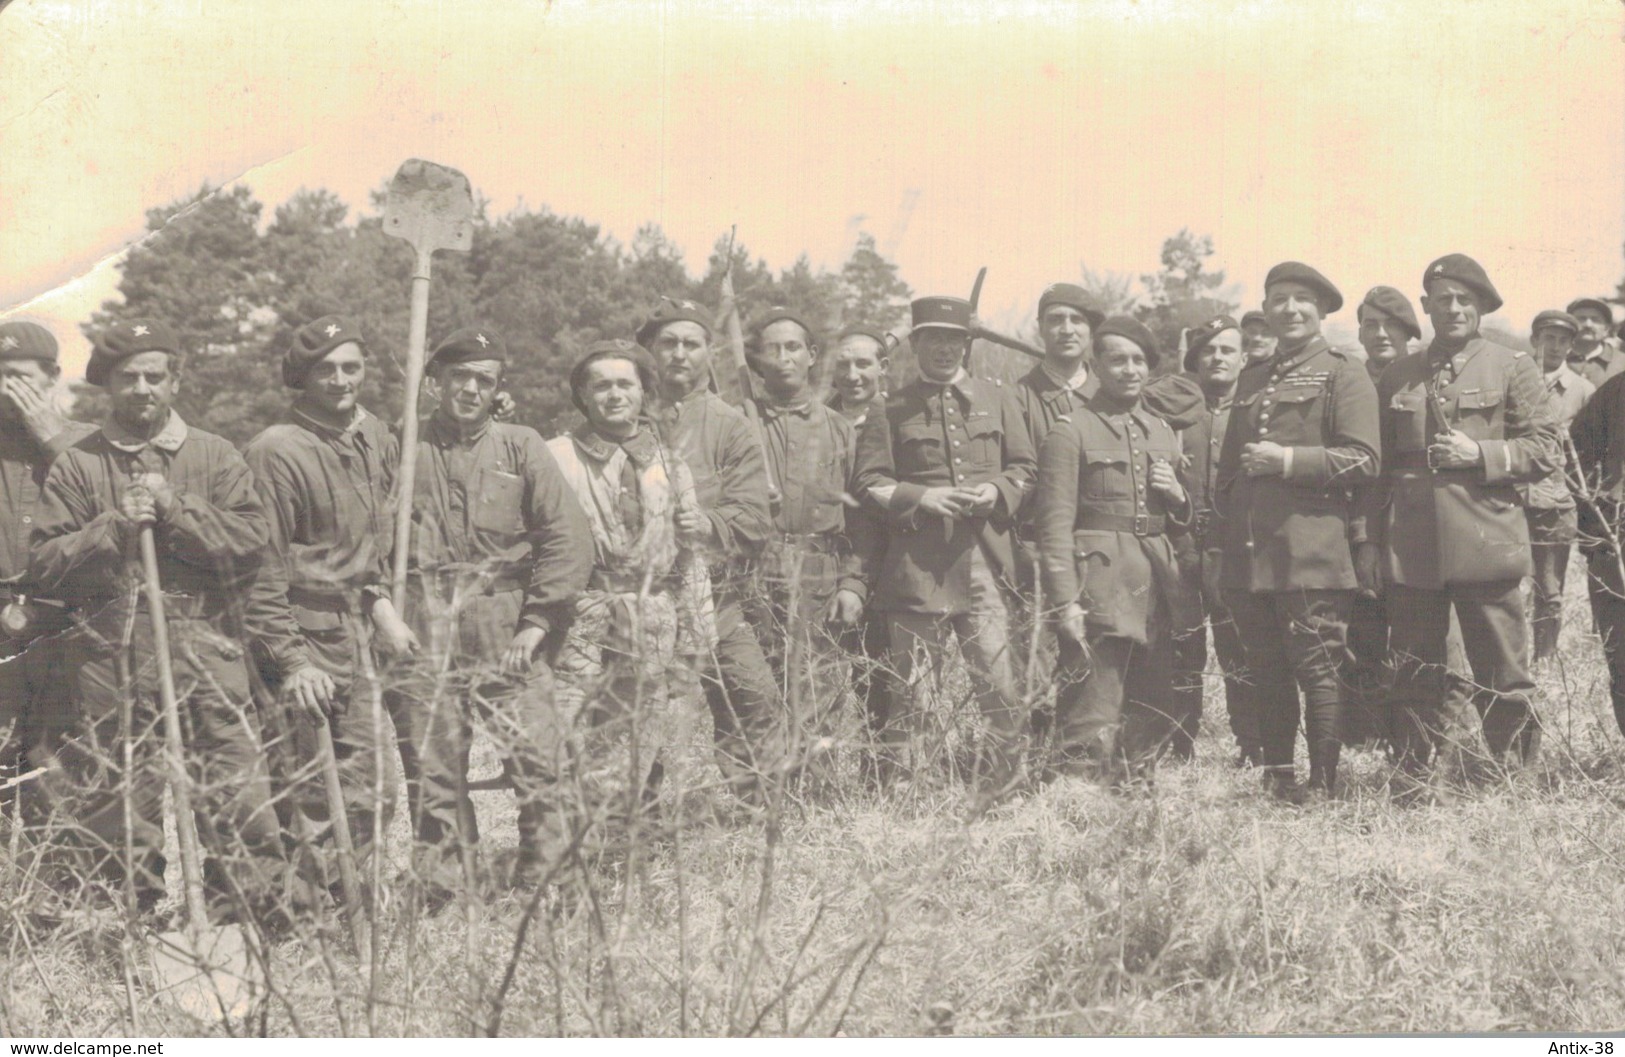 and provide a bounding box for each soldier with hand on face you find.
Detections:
[1359,255,1560,799]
